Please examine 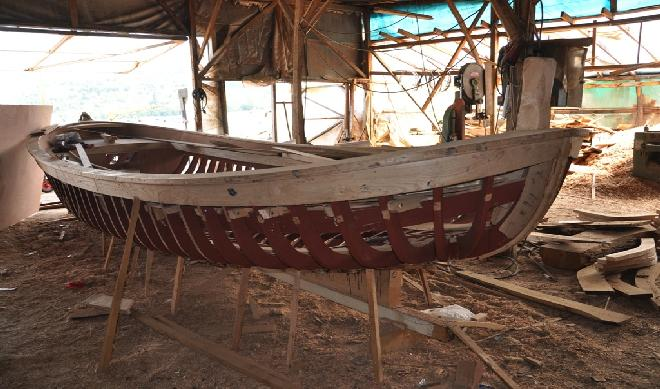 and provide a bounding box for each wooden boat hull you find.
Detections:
[28,122,586,270]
